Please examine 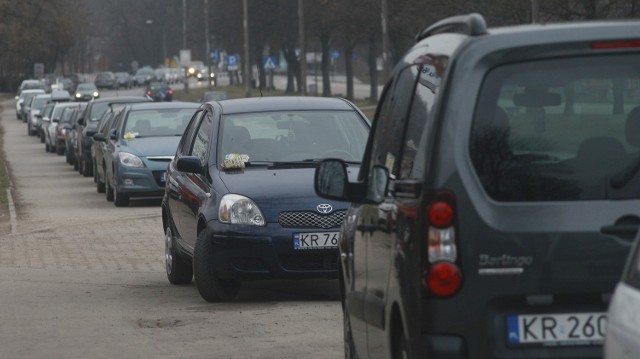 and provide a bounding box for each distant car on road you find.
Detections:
[94,72,118,90]
[74,83,100,101]
[145,82,173,102]
[133,67,154,86]
[114,72,132,89]
[161,96,370,302]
